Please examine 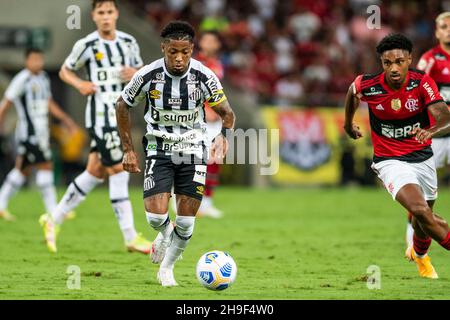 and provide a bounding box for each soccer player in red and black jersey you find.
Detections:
[344,33,450,279]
